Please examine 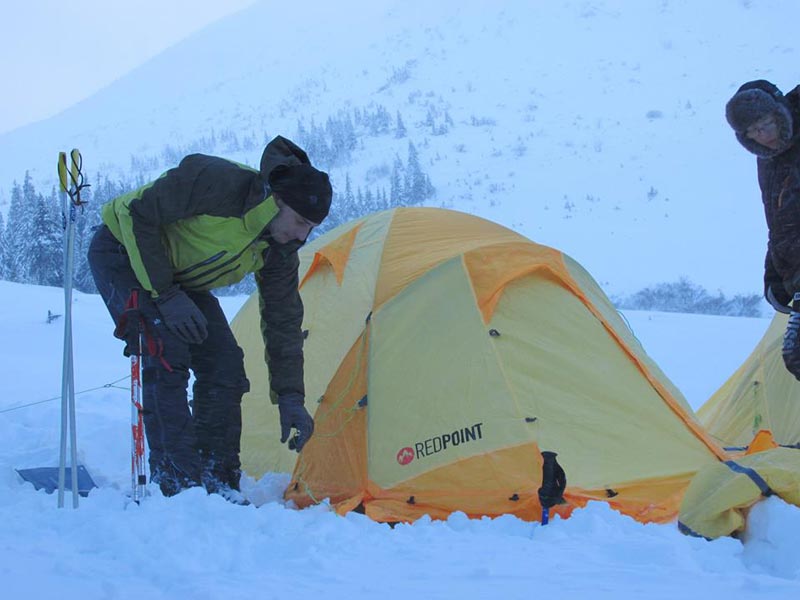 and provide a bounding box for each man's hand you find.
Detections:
[782,293,800,380]
[115,306,144,357]
[154,287,208,344]
[277,393,314,452]
[113,289,147,357]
